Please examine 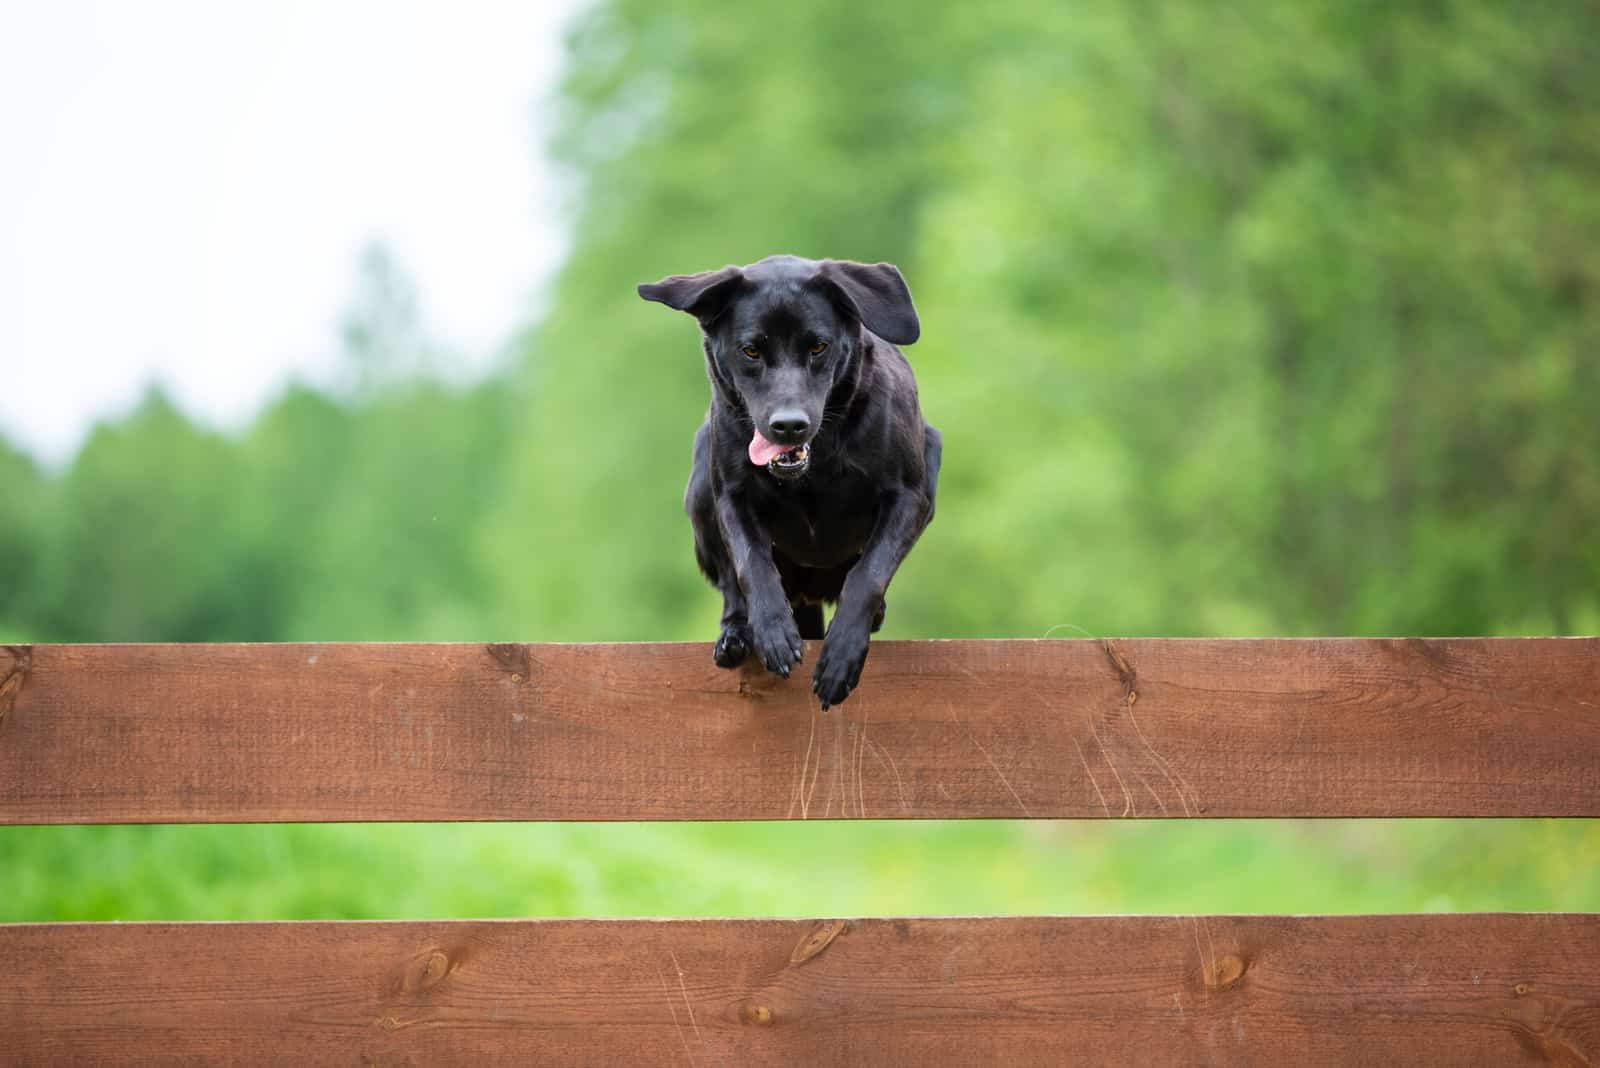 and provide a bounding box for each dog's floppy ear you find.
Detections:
[811,260,920,346]
[637,265,746,324]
